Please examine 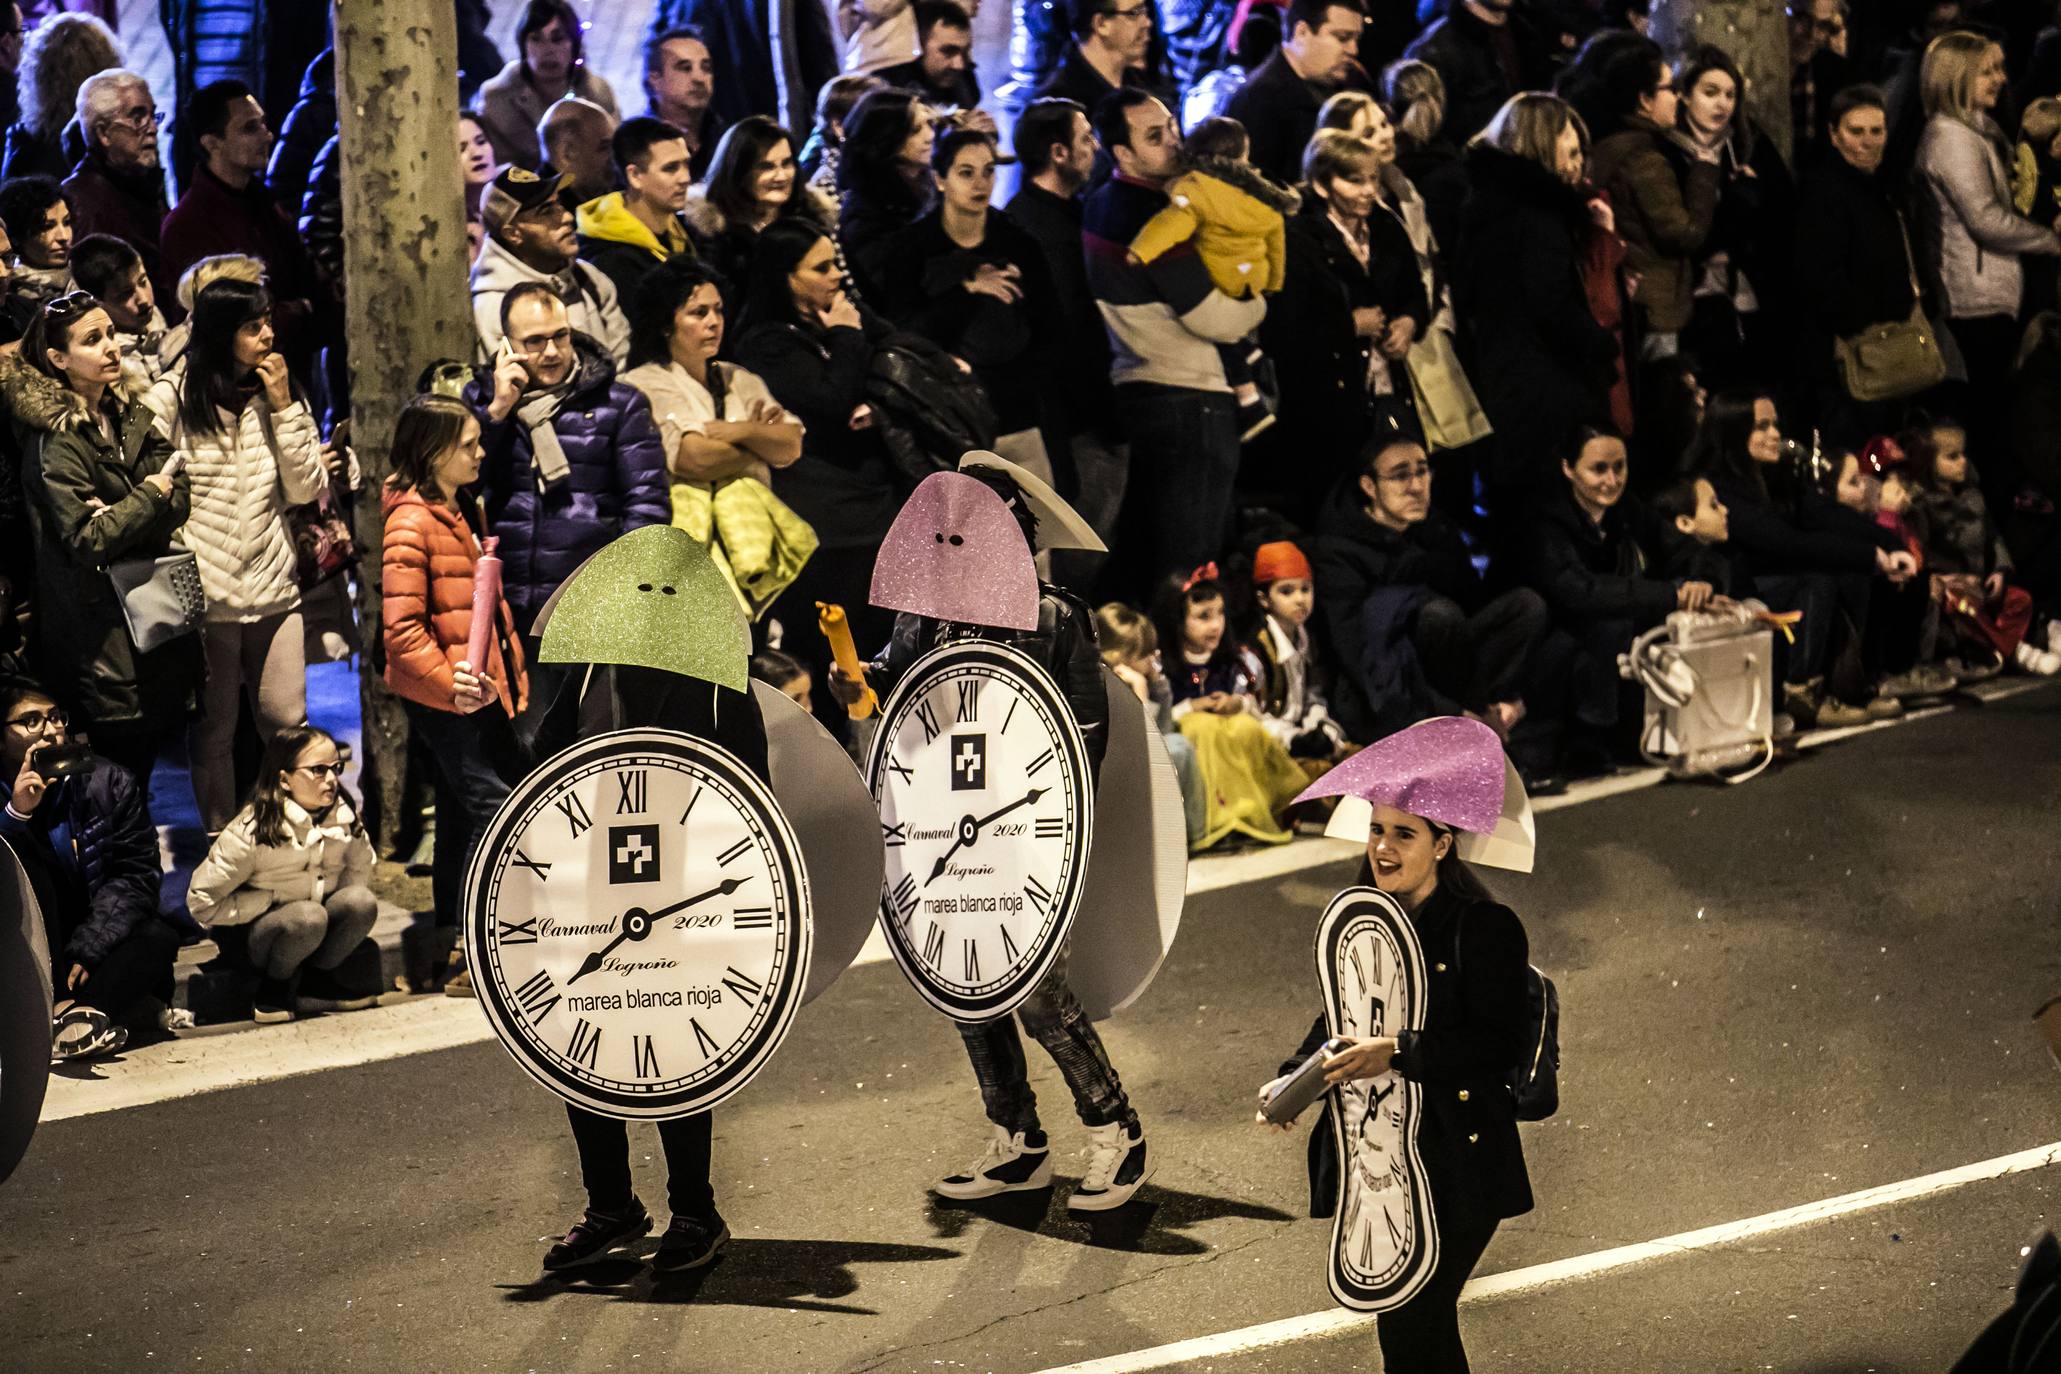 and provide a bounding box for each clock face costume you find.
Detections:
[1315,886,1438,1312]
[0,838,51,1184]
[866,639,1094,1022]
[466,728,811,1119]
